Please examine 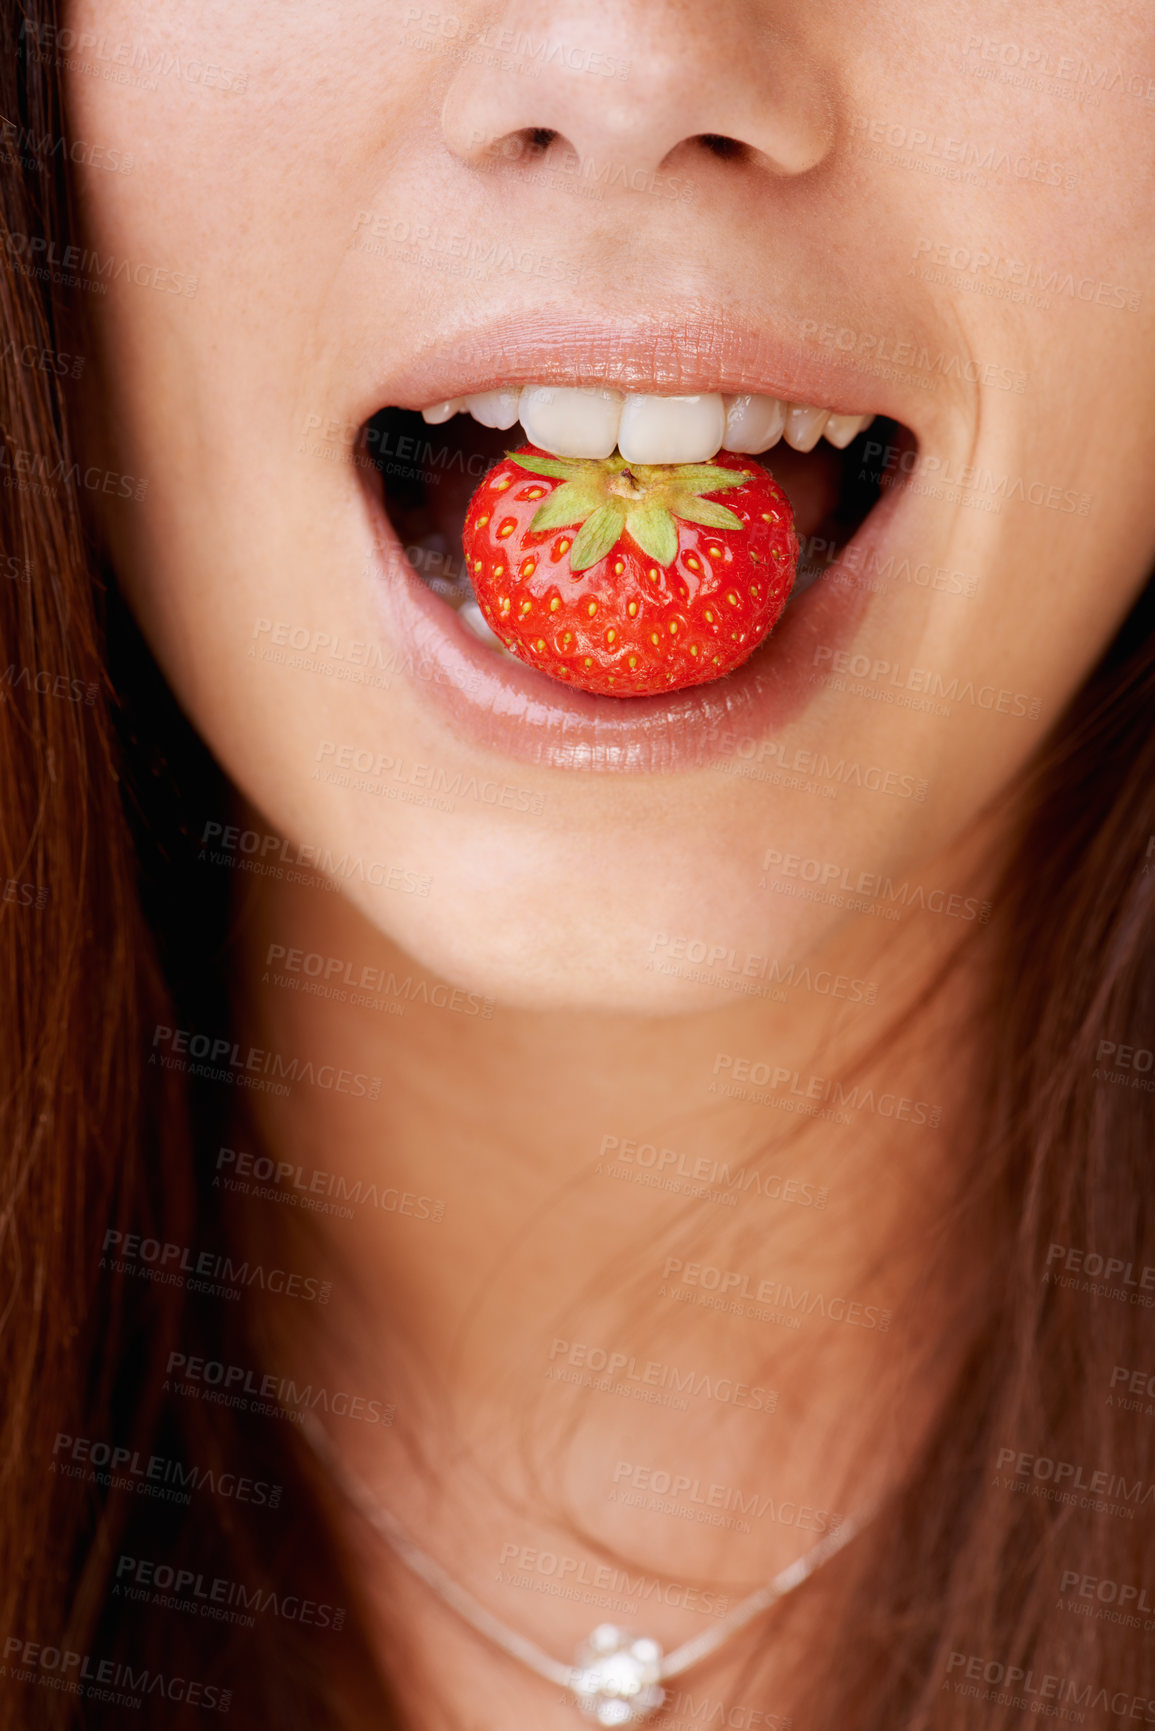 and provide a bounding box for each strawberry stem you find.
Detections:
[509,448,752,569]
